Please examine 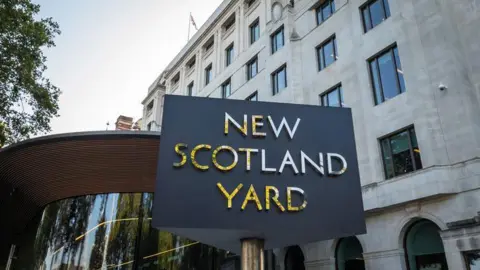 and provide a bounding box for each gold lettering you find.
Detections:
[217,183,243,209]
[287,187,307,212]
[212,146,238,171]
[265,186,285,212]
[191,144,211,171]
[225,113,247,136]
[238,148,259,171]
[252,115,266,137]
[173,143,188,168]
[241,185,263,211]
